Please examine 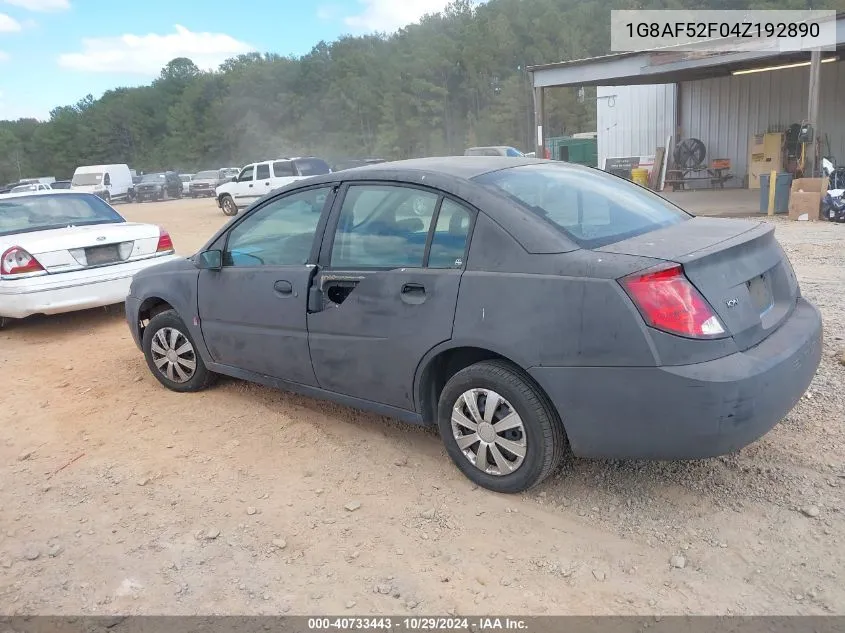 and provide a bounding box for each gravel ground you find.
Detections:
[0,199,843,616]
